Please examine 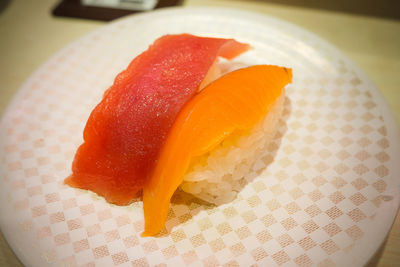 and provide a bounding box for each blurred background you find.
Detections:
[0,0,399,266]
